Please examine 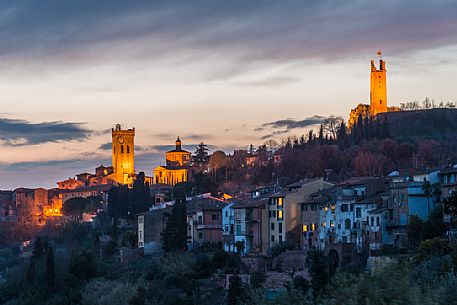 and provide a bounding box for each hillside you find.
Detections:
[379,108,457,140]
